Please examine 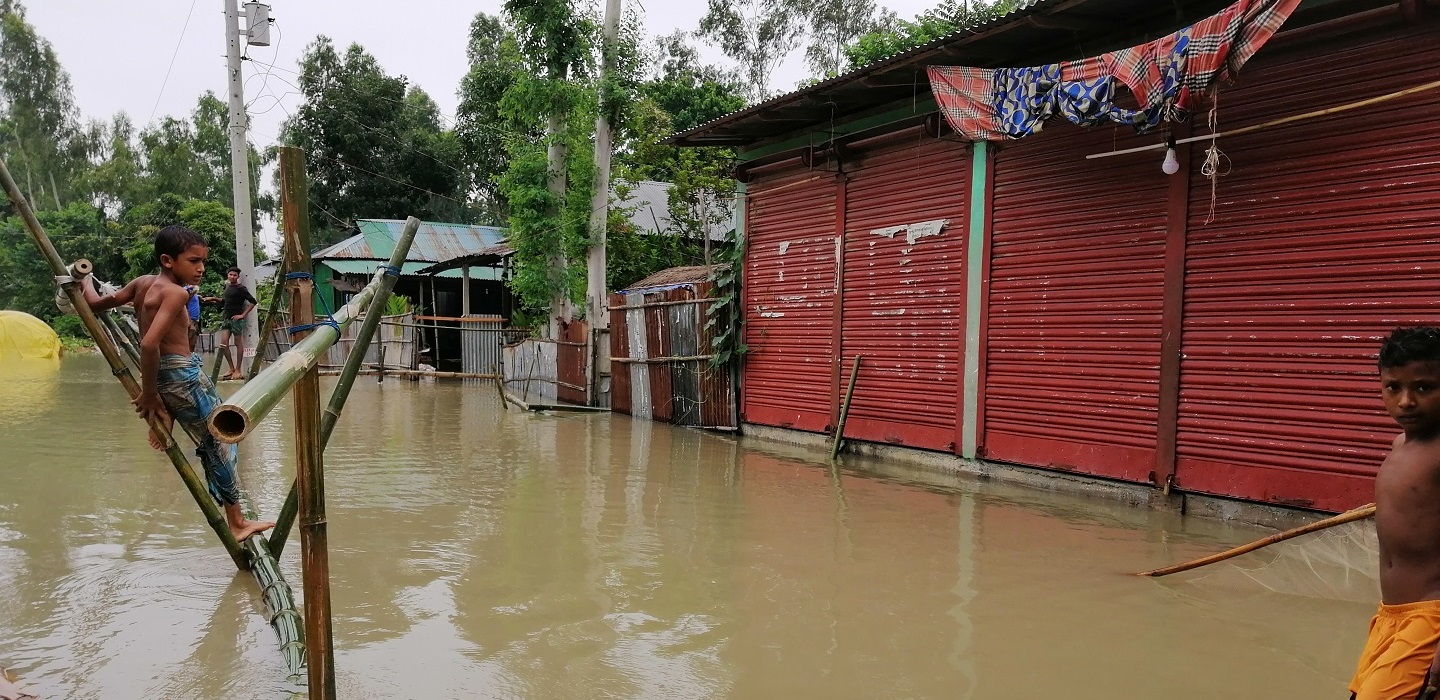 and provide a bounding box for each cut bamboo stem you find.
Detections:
[270,217,418,558]
[831,355,862,461]
[279,146,336,700]
[1134,502,1376,577]
[0,155,250,571]
[208,262,412,444]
